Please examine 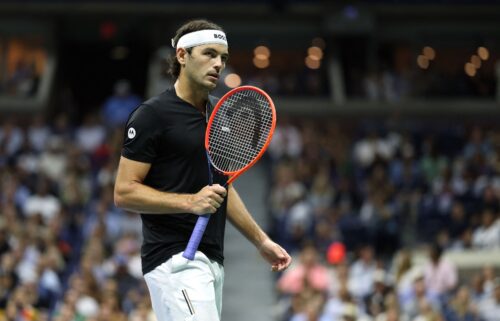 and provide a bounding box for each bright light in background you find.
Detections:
[224,73,242,88]
[305,56,321,69]
[464,62,476,77]
[253,57,269,69]
[305,41,324,69]
[253,45,270,69]
[477,46,489,60]
[470,55,482,69]
[307,46,323,60]
[312,37,326,49]
[417,55,429,69]
[253,46,270,60]
[422,46,436,60]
